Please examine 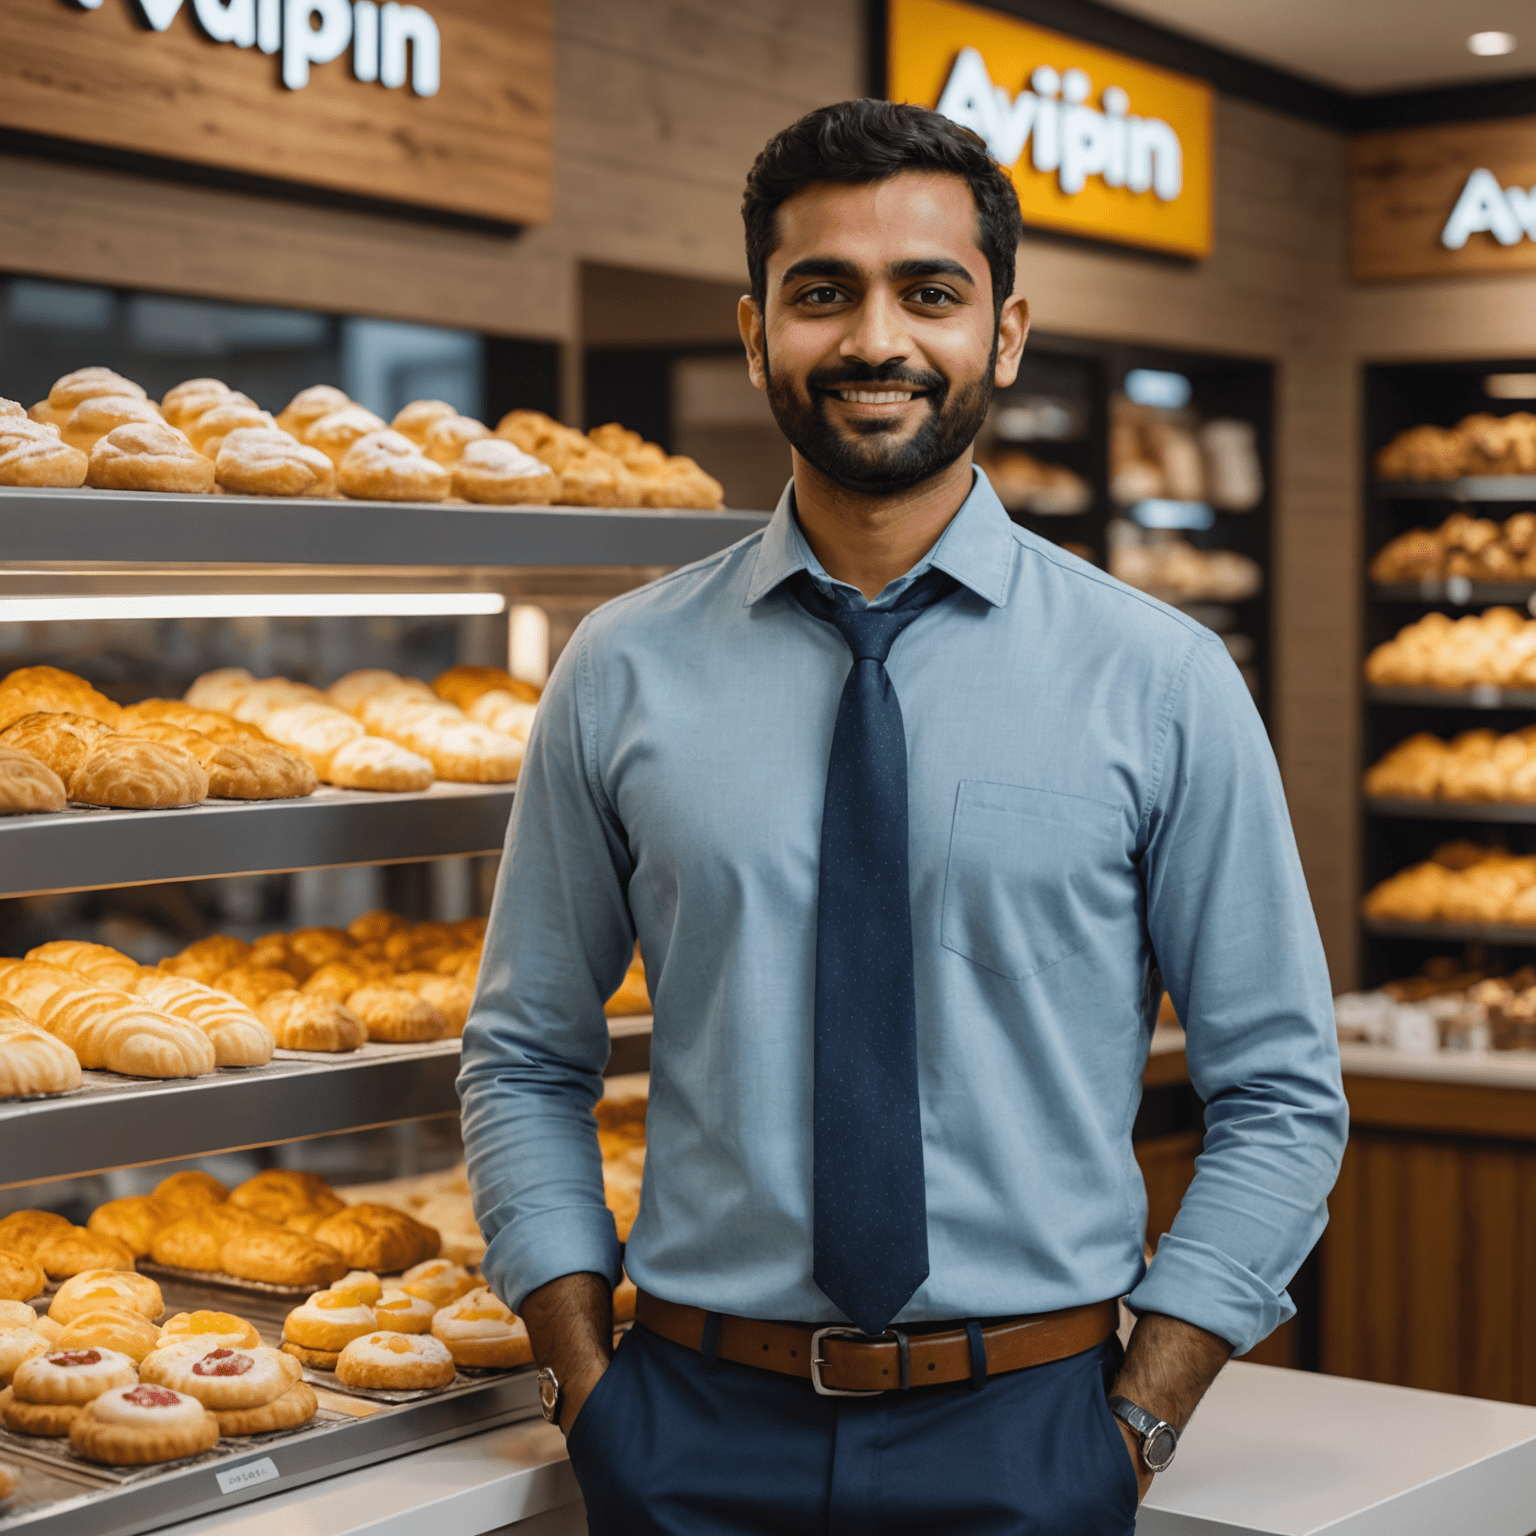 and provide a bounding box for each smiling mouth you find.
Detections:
[831,389,924,405]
